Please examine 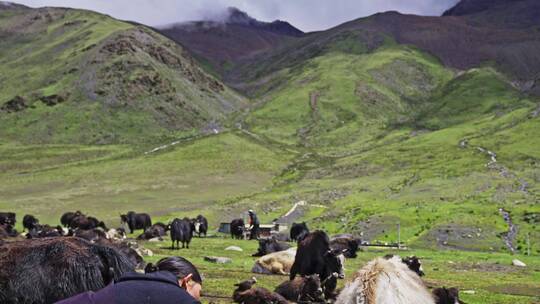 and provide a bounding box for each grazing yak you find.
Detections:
[170,218,193,249]
[290,222,309,242]
[230,218,245,239]
[0,212,16,226]
[233,277,288,304]
[252,237,291,257]
[137,222,167,240]
[330,235,360,258]
[120,211,152,234]
[290,230,345,299]
[432,287,466,304]
[194,214,208,237]
[0,237,135,304]
[22,214,39,231]
[275,274,325,303]
[252,247,297,275]
[335,255,434,304]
